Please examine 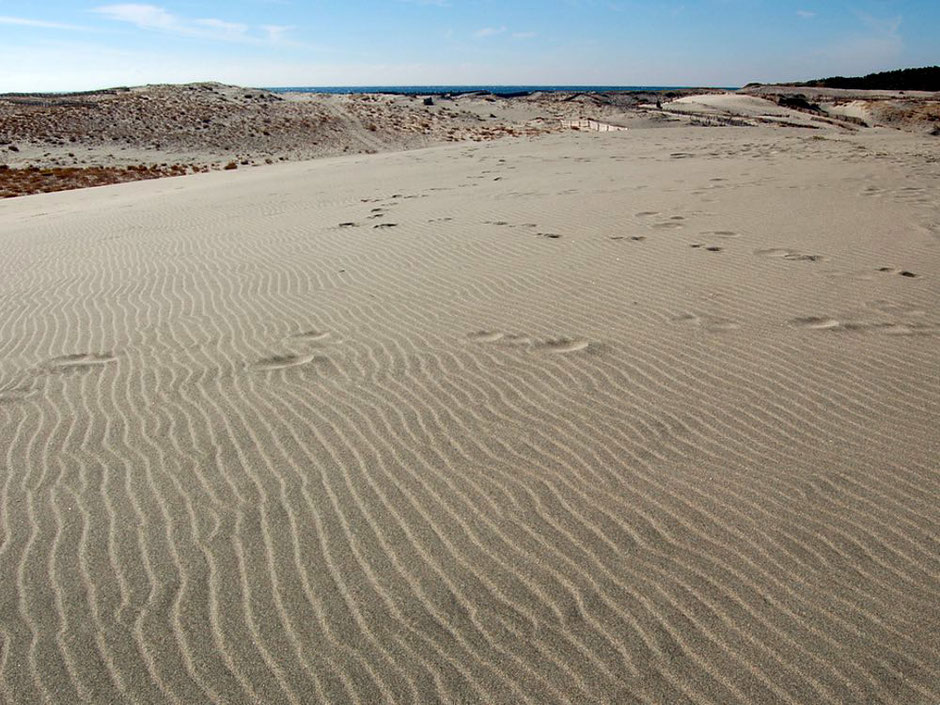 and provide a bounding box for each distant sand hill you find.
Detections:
[3,82,938,197]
